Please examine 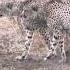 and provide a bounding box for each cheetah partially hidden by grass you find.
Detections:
[15,0,70,63]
